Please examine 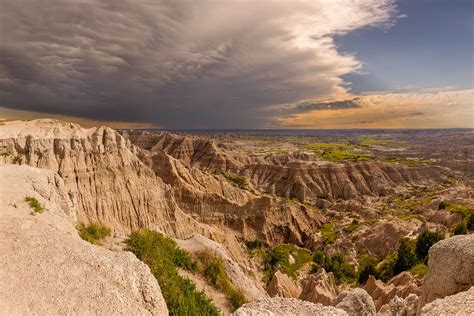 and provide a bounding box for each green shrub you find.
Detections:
[77,222,111,245]
[126,229,219,315]
[376,252,397,282]
[321,223,337,244]
[438,201,448,210]
[263,244,312,283]
[415,230,444,262]
[467,213,474,230]
[453,221,468,235]
[344,219,360,233]
[245,239,262,250]
[357,255,379,285]
[196,250,247,311]
[25,196,44,214]
[394,238,417,275]
[312,252,355,284]
[410,263,428,278]
[224,173,248,190]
